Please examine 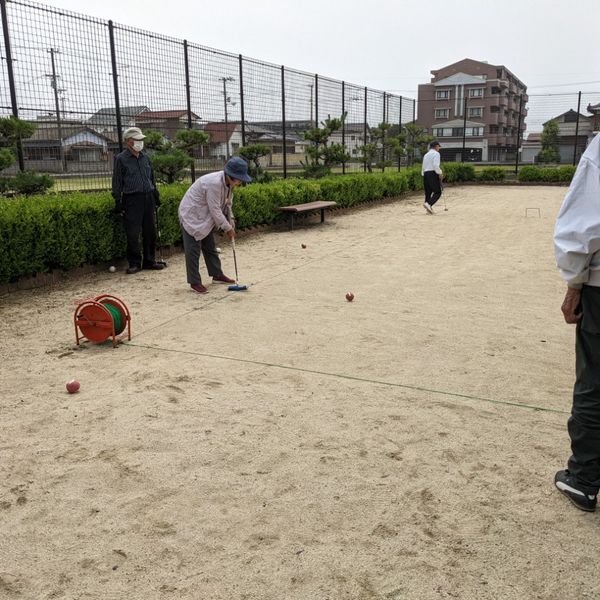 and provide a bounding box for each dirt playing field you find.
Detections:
[1,185,597,600]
